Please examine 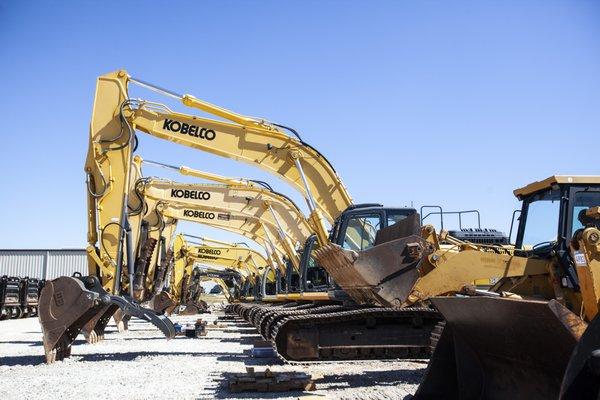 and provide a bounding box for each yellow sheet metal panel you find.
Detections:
[514,176,600,198]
